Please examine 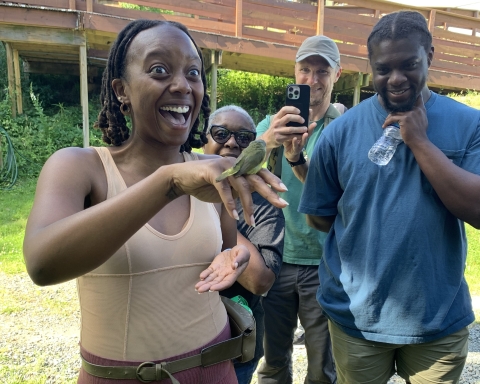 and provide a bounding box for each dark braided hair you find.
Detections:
[94,19,210,152]
[367,11,432,58]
